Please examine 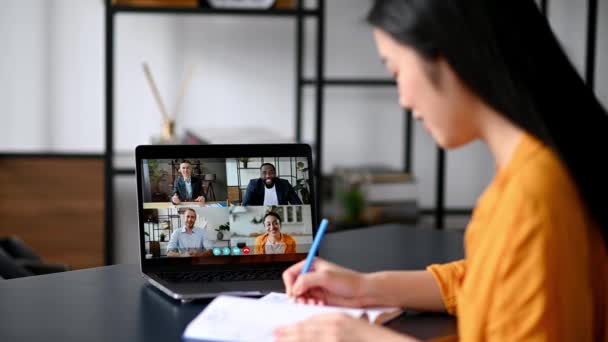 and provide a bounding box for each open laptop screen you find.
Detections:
[138,152,314,266]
